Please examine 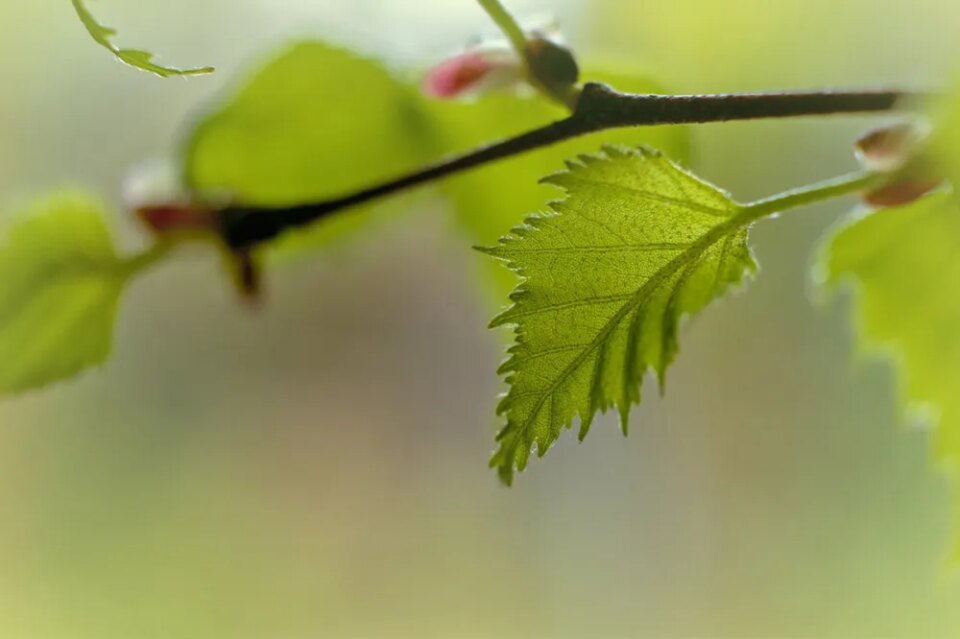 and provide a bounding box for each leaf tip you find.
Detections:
[619,405,631,437]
